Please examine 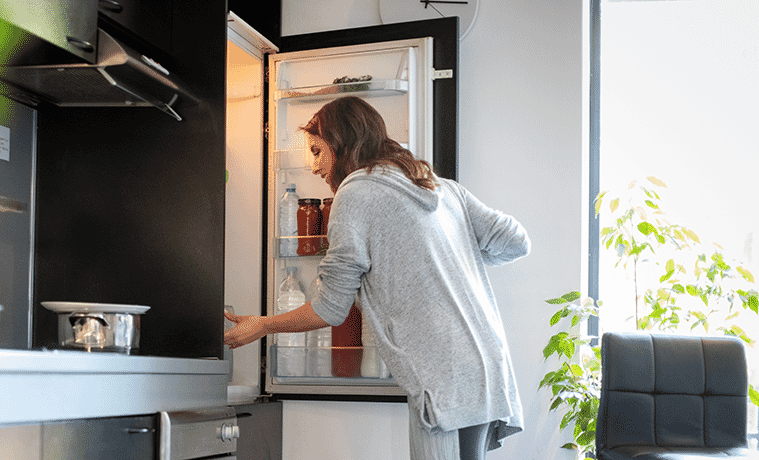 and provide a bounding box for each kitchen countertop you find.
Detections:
[0,349,229,425]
